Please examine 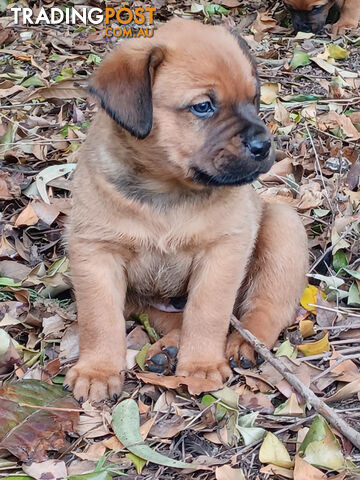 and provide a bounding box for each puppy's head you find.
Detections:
[90,19,274,189]
[283,0,335,32]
